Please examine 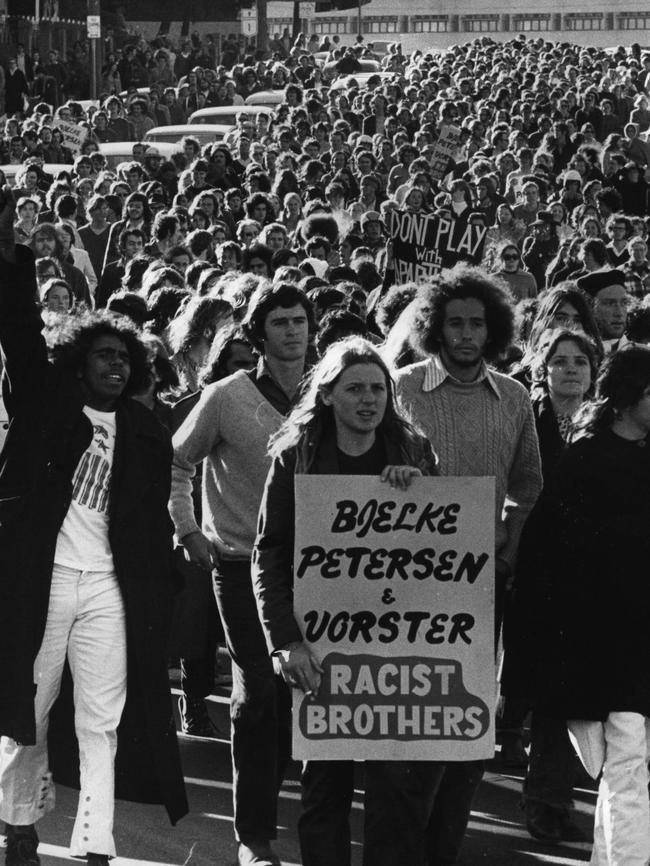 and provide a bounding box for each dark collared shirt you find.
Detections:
[247,356,300,417]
